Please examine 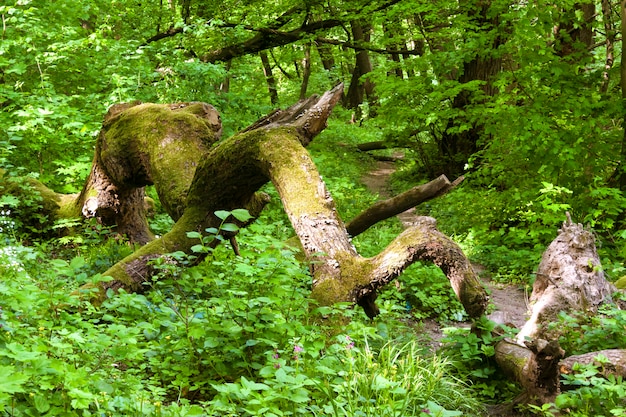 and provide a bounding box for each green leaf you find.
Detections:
[69,256,85,270]
[0,366,28,393]
[214,210,231,220]
[186,231,202,239]
[220,223,239,232]
[34,394,50,413]
[231,208,252,222]
[190,244,206,253]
